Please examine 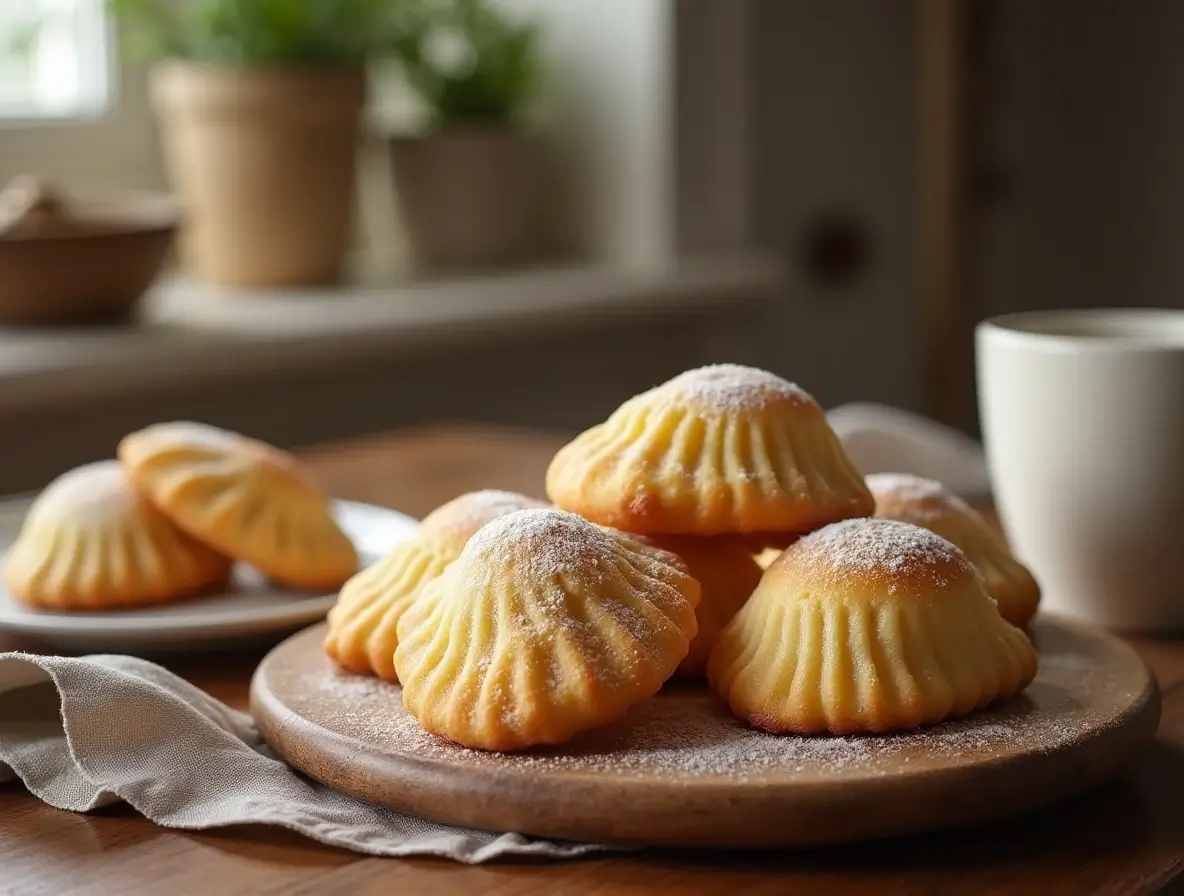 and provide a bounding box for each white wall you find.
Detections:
[498,0,675,268]
[0,66,165,191]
